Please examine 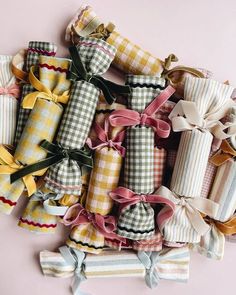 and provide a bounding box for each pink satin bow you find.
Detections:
[0,83,20,98]
[109,85,175,138]
[109,186,175,227]
[86,119,126,157]
[63,203,125,241]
